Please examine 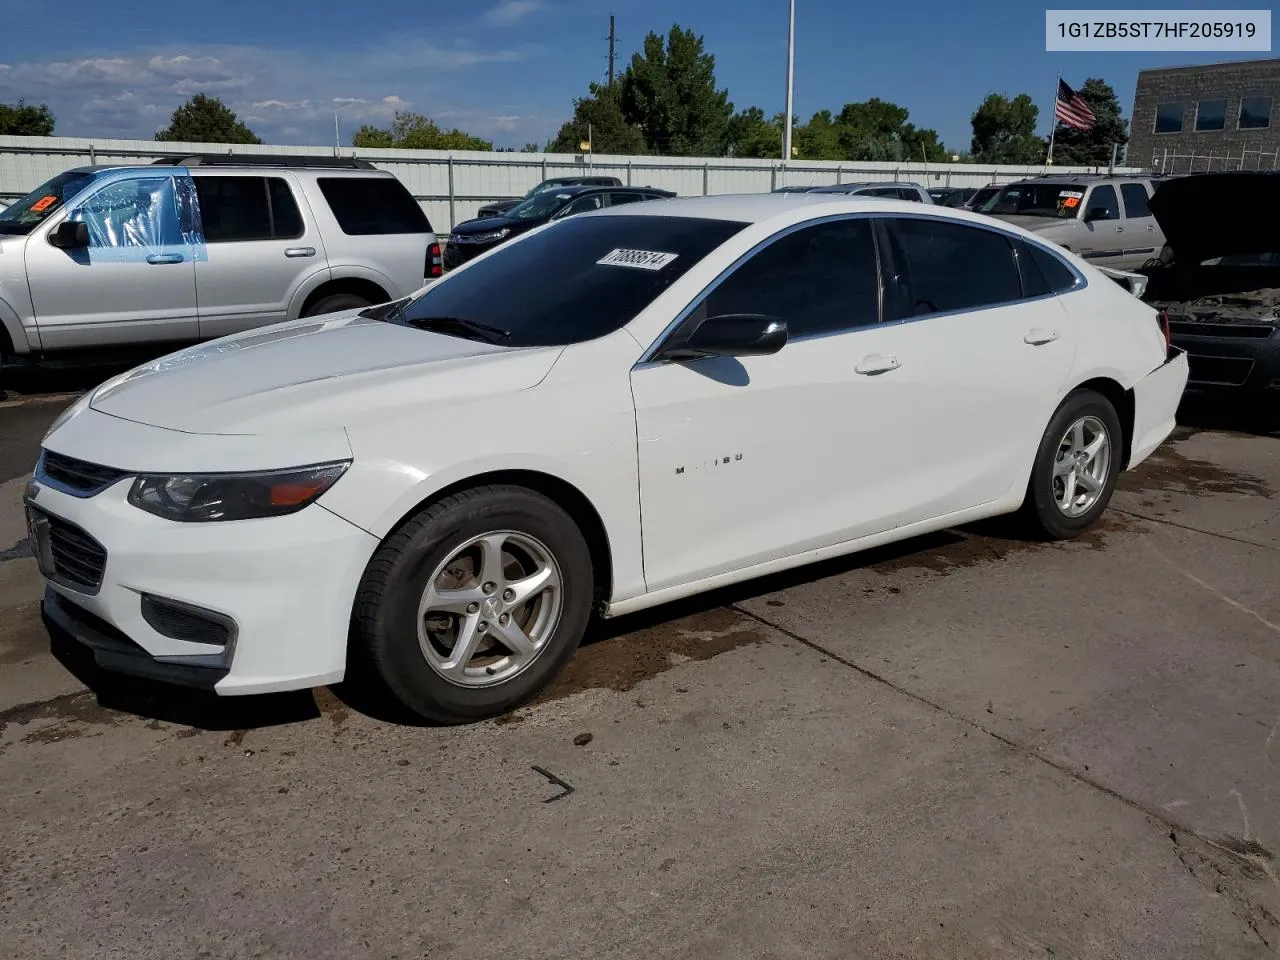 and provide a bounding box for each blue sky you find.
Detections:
[0,0,1271,151]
